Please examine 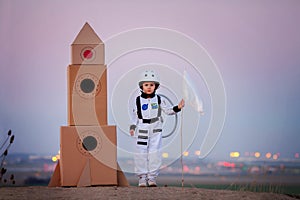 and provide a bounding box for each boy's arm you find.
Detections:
[160,97,184,115]
[129,100,138,136]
